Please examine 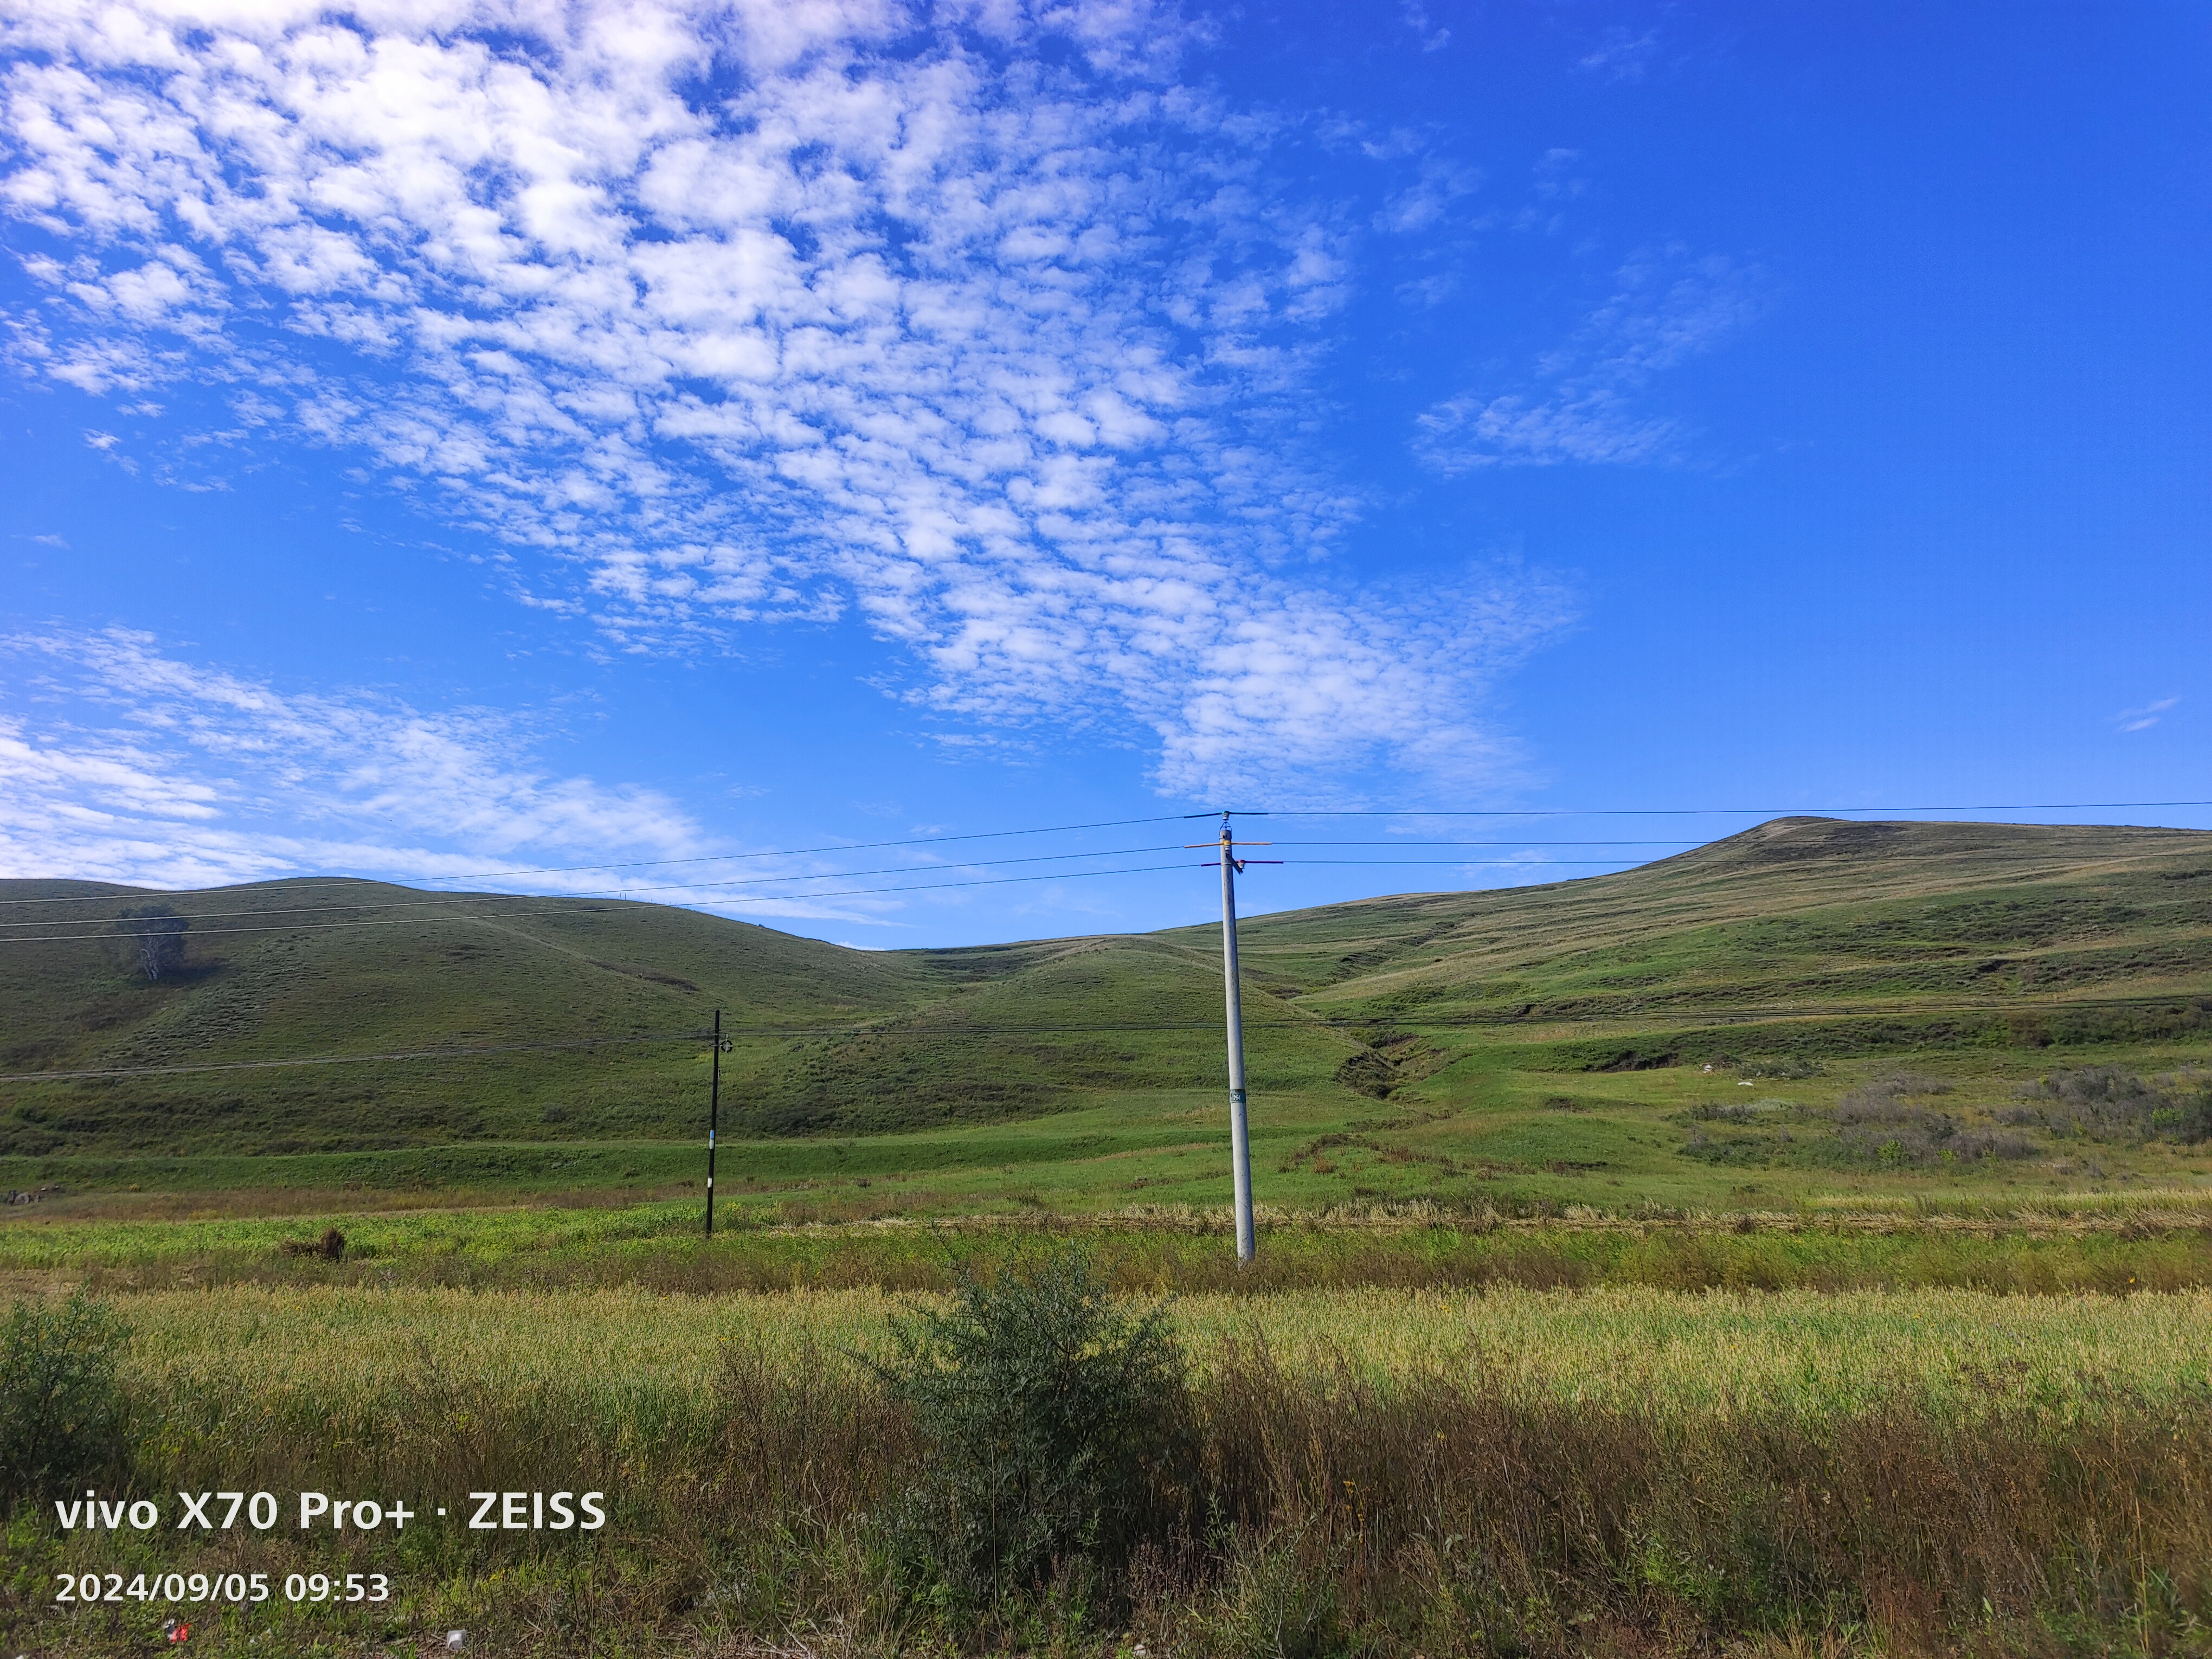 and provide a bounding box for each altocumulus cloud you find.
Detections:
[0,0,1564,798]
[1414,246,1761,473]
